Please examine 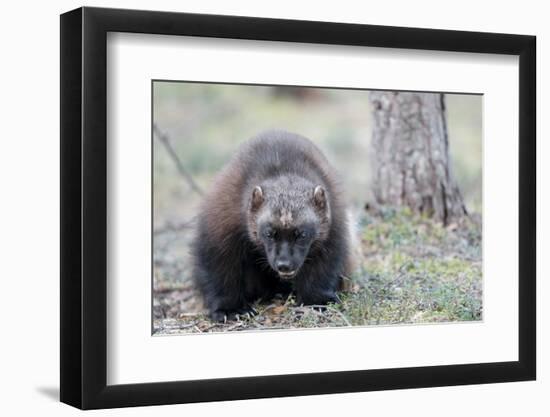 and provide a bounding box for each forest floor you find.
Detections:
[152,208,482,335]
